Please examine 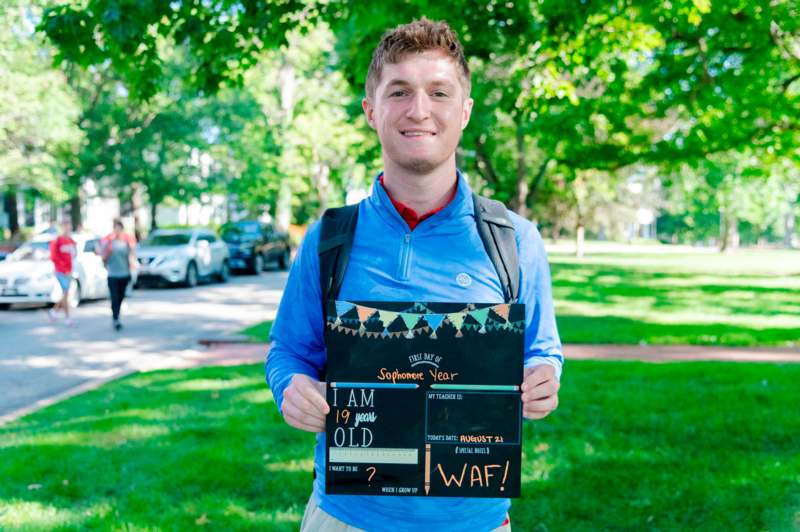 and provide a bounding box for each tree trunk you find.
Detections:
[131,183,145,240]
[511,126,529,218]
[3,187,20,238]
[719,210,739,252]
[784,206,796,249]
[528,158,551,206]
[576,224,586,258]
[69,192,82,230]
[150,202,159,232]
